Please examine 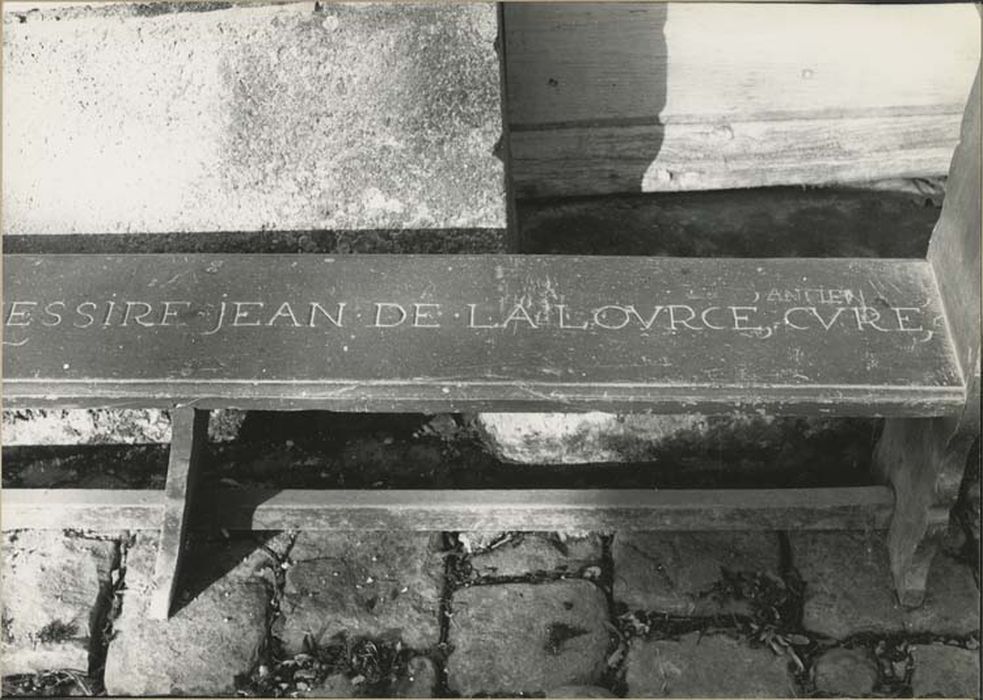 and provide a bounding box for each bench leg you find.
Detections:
[876,378,979,607]
[148,408,209,620]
